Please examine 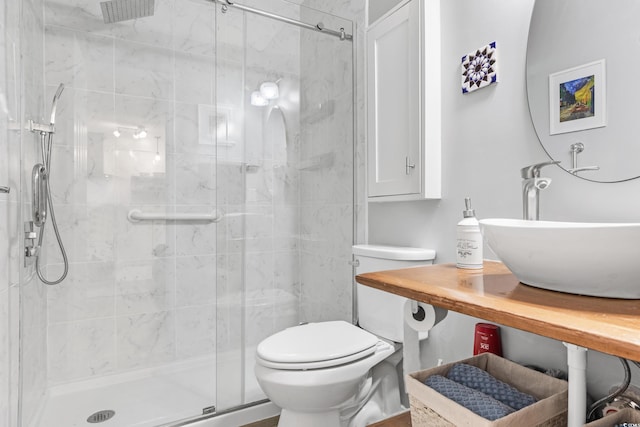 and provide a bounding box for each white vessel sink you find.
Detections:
[479,218,640,299]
